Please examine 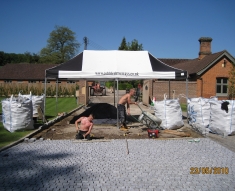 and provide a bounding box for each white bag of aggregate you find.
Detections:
[153,95,184,130]
[209,100,235,136]
[190,123,210,136]
[19,92,44,116]
[2,95,34,132]
[187,97,217,135]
